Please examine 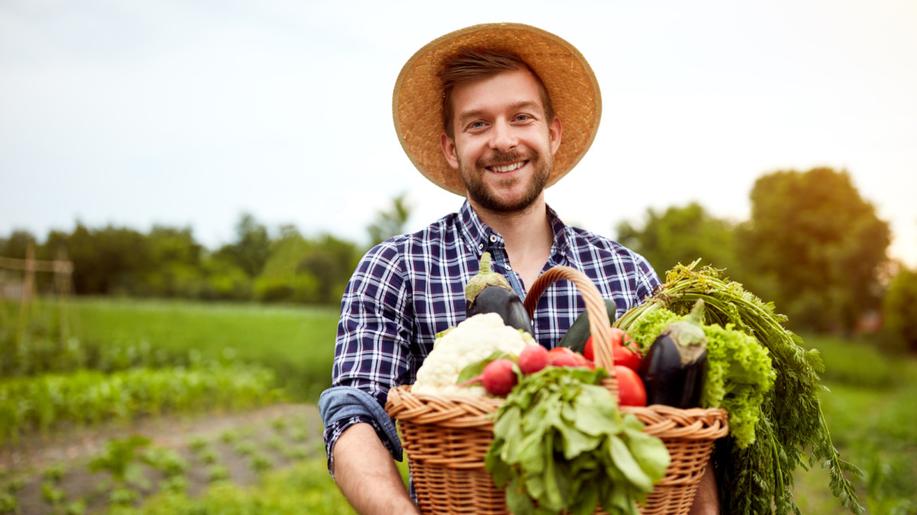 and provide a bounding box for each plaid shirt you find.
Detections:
[320,200,659,473]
